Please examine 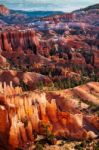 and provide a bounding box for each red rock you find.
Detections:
[0,82,98,149]
[0,30,39,54]
[0,70,52,89]
[0,55,9,67]
[0,4,10,16]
